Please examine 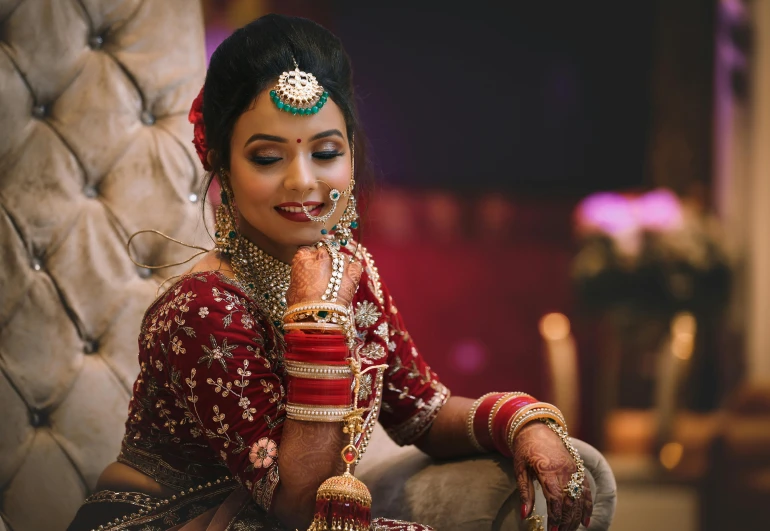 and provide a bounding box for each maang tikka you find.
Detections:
[270,58,328,116]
